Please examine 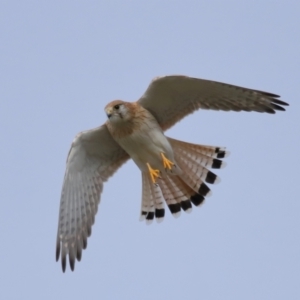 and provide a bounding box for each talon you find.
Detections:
[161,153,175,170]
[146,163,161,184]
